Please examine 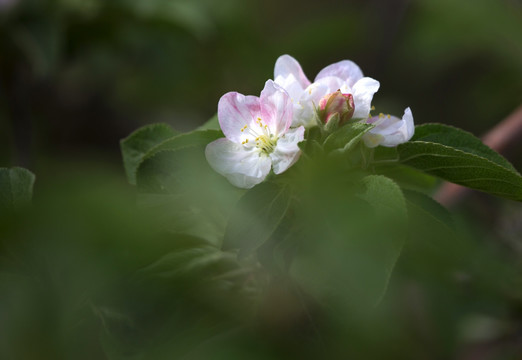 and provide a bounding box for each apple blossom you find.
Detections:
[205,80,305,189]
[362,108,415,148]
[274,54,380,127]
